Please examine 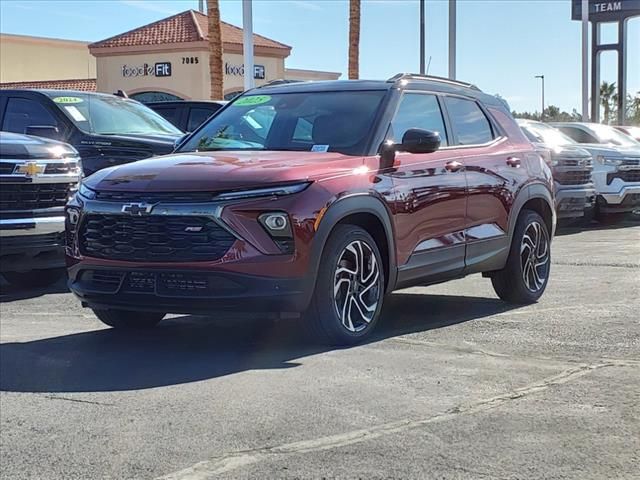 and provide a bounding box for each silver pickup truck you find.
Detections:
[0,132,80,288]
